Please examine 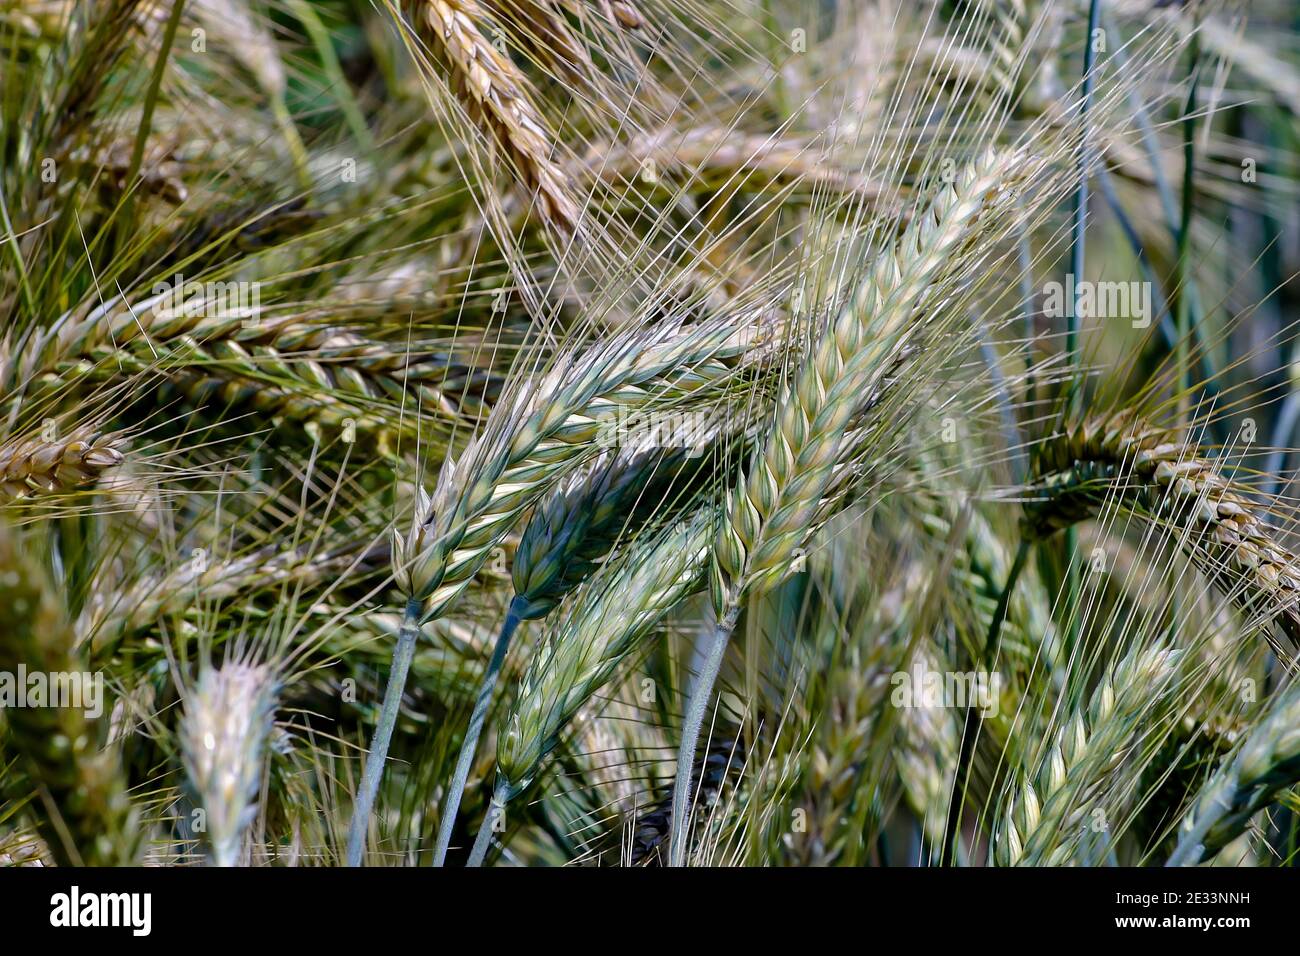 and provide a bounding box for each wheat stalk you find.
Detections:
[179,661,279,866]
[1168,681,1300,866]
